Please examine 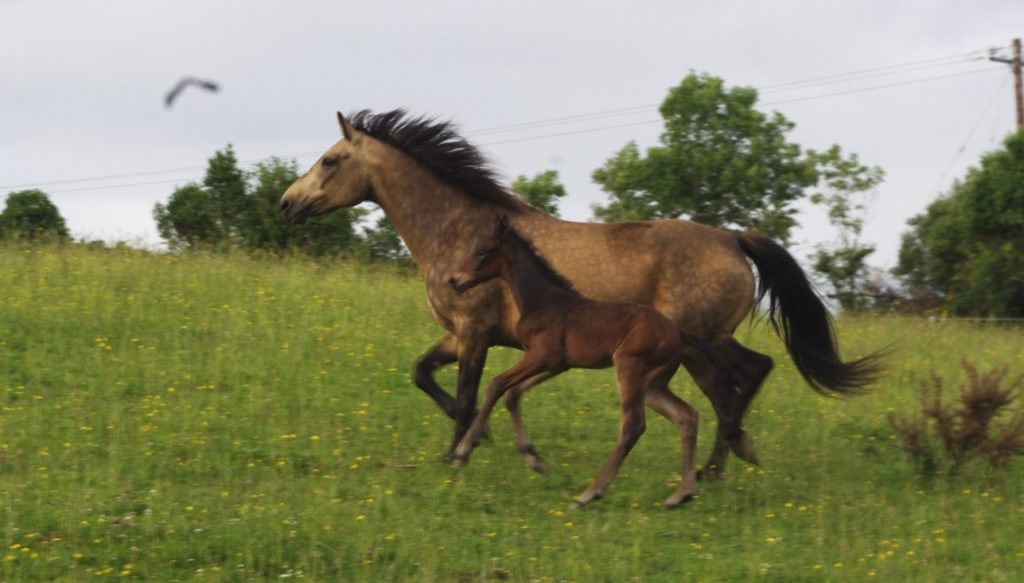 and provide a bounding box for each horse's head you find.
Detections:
[448,215,510,294]
[280,112,374,224]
